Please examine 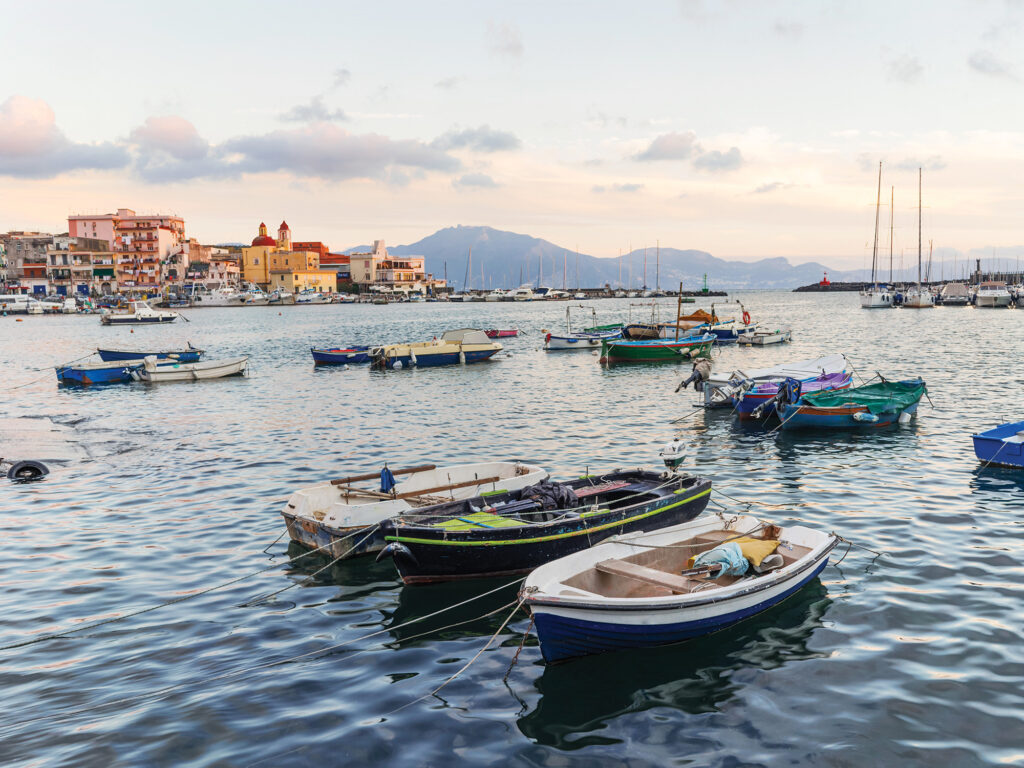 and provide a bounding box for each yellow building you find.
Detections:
[268,269,337,294]
[241,220,322,288]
